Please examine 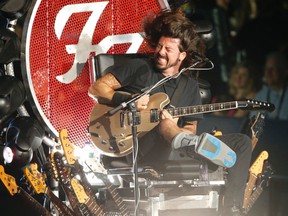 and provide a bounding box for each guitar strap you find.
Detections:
[169,75,188,106]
